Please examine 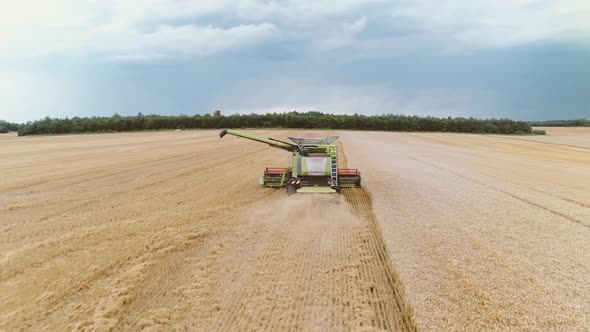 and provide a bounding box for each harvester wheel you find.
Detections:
[287,184,297,196]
